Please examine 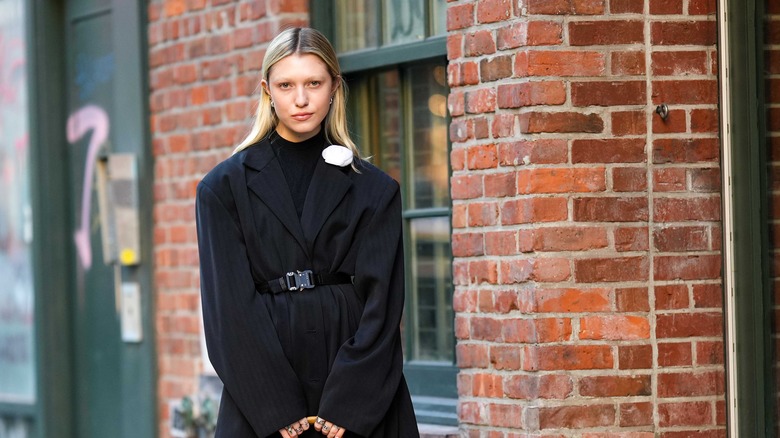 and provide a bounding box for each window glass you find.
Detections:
[383,0,425,45]
[406,63,448,210]
[334,0,444,54]
[334,0,379,52]
[409,216,452,361]
[347,70,402,181]
[430,0,448,36]
[345,62,452,364]
[0,0,36,404]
